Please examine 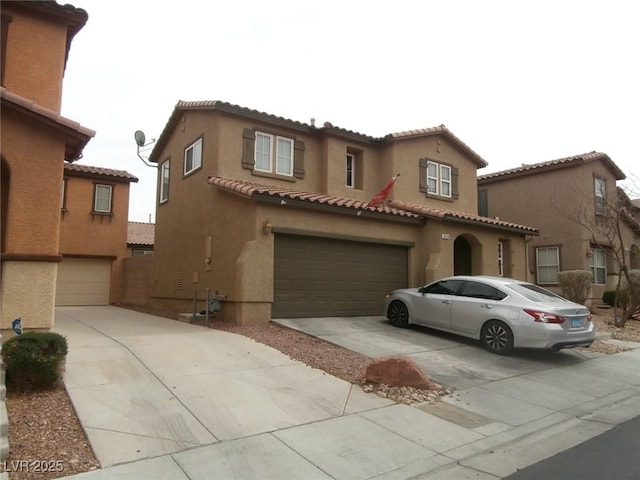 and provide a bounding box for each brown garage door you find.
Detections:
[273,234,408,317]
